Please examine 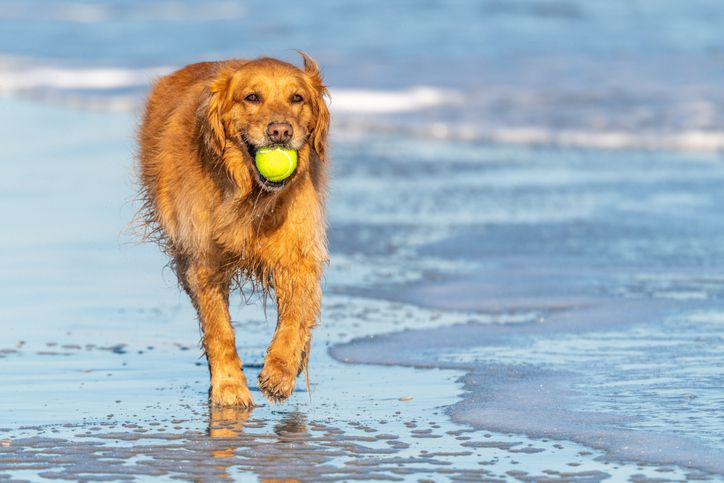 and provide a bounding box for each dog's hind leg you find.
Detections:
[183,259,254,408]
